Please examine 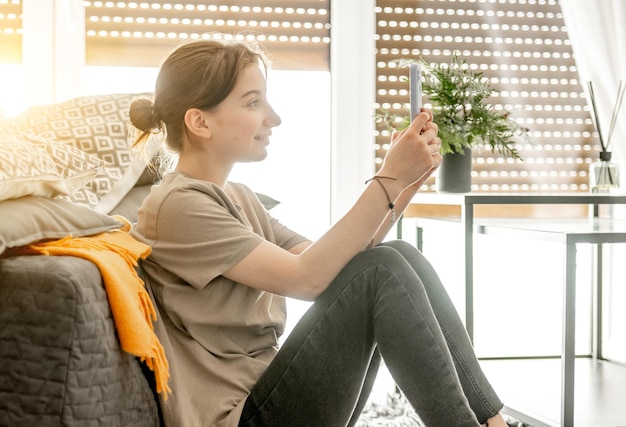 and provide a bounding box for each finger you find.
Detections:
[428,135,442,148]
[418,112,436,134]
[419,125,439,142]
[407,111,431,135]
[431,154,442,170]
[422,120,438,134]
[430,142,441,155]
[390,130,403,143]
[420,107,434,123]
